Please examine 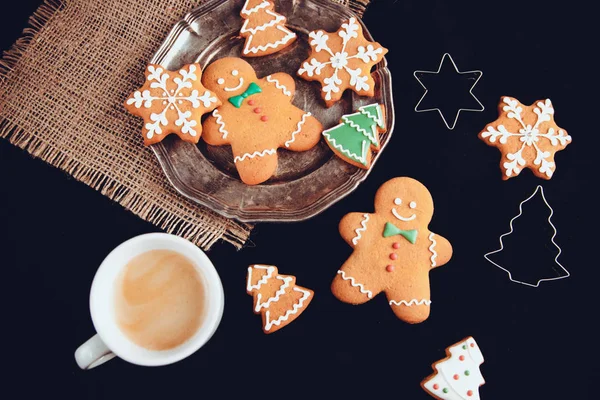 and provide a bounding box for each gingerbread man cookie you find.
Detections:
[297,17,388,107]
[331,177,452,324]
[479,96,572,180]
[125,64,221,146]
[202,57,323,185]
